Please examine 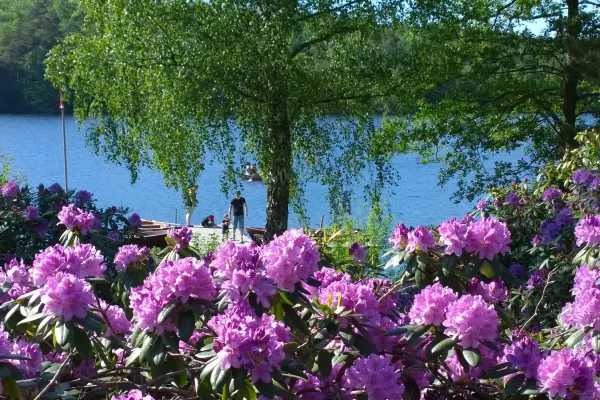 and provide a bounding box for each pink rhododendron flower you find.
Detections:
[438,218,468,256]
[41,272,95,321]
[442,294,499,348]
[465,217,511,260]
[406,226,435,253]
[409,283,458,326]
[344,354,404,399]
[575,215,600,247]
[537,348,596,399]
[261,229,320,291]
[389,222,410,250]
[114,244,150,271]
